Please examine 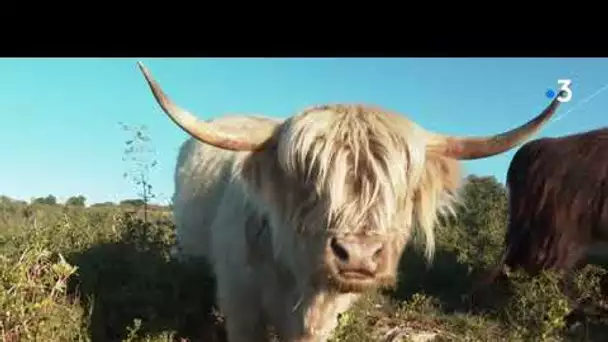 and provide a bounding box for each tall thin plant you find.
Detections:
[120,122,158,224]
